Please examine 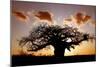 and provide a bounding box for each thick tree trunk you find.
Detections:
[53,44,65,57]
